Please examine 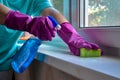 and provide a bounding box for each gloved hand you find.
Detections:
[57,22,100,56]
[4,10,56,41]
